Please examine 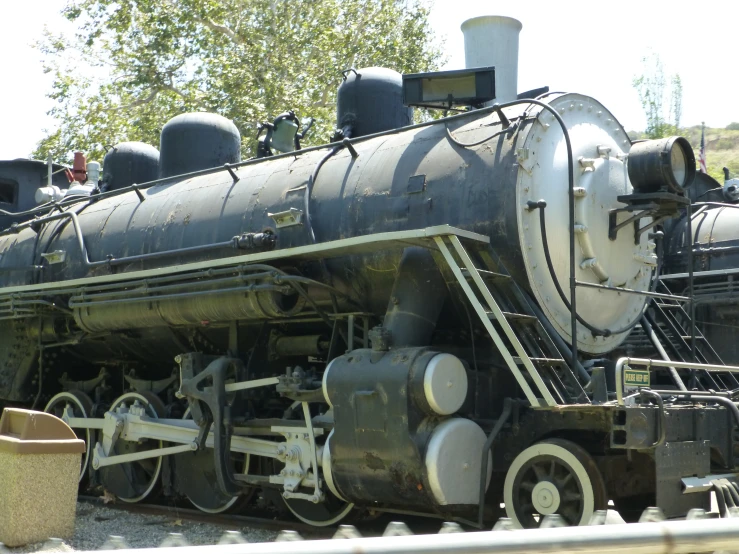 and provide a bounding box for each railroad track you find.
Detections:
[77,495,330,538]
[75,494,449,541]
